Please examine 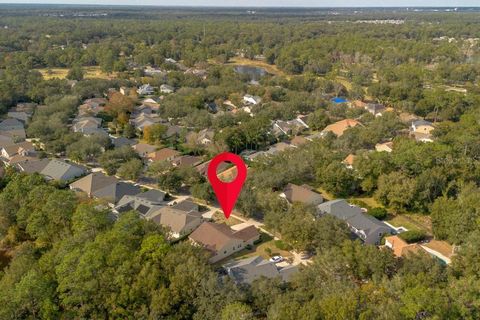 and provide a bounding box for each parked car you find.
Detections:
[269,255,284,263]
